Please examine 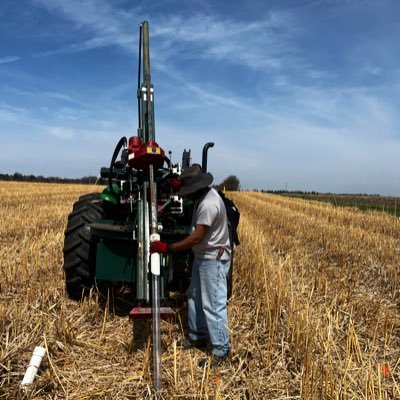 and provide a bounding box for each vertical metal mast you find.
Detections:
[137,24,142,136]
[141,21,155,142]
[141,21,161,390]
